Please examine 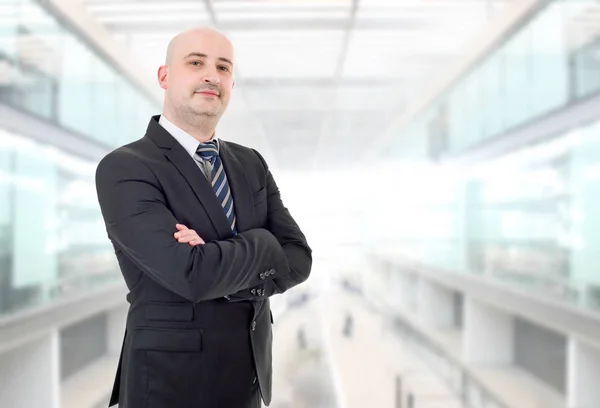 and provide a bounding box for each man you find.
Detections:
[95,27,312,408]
